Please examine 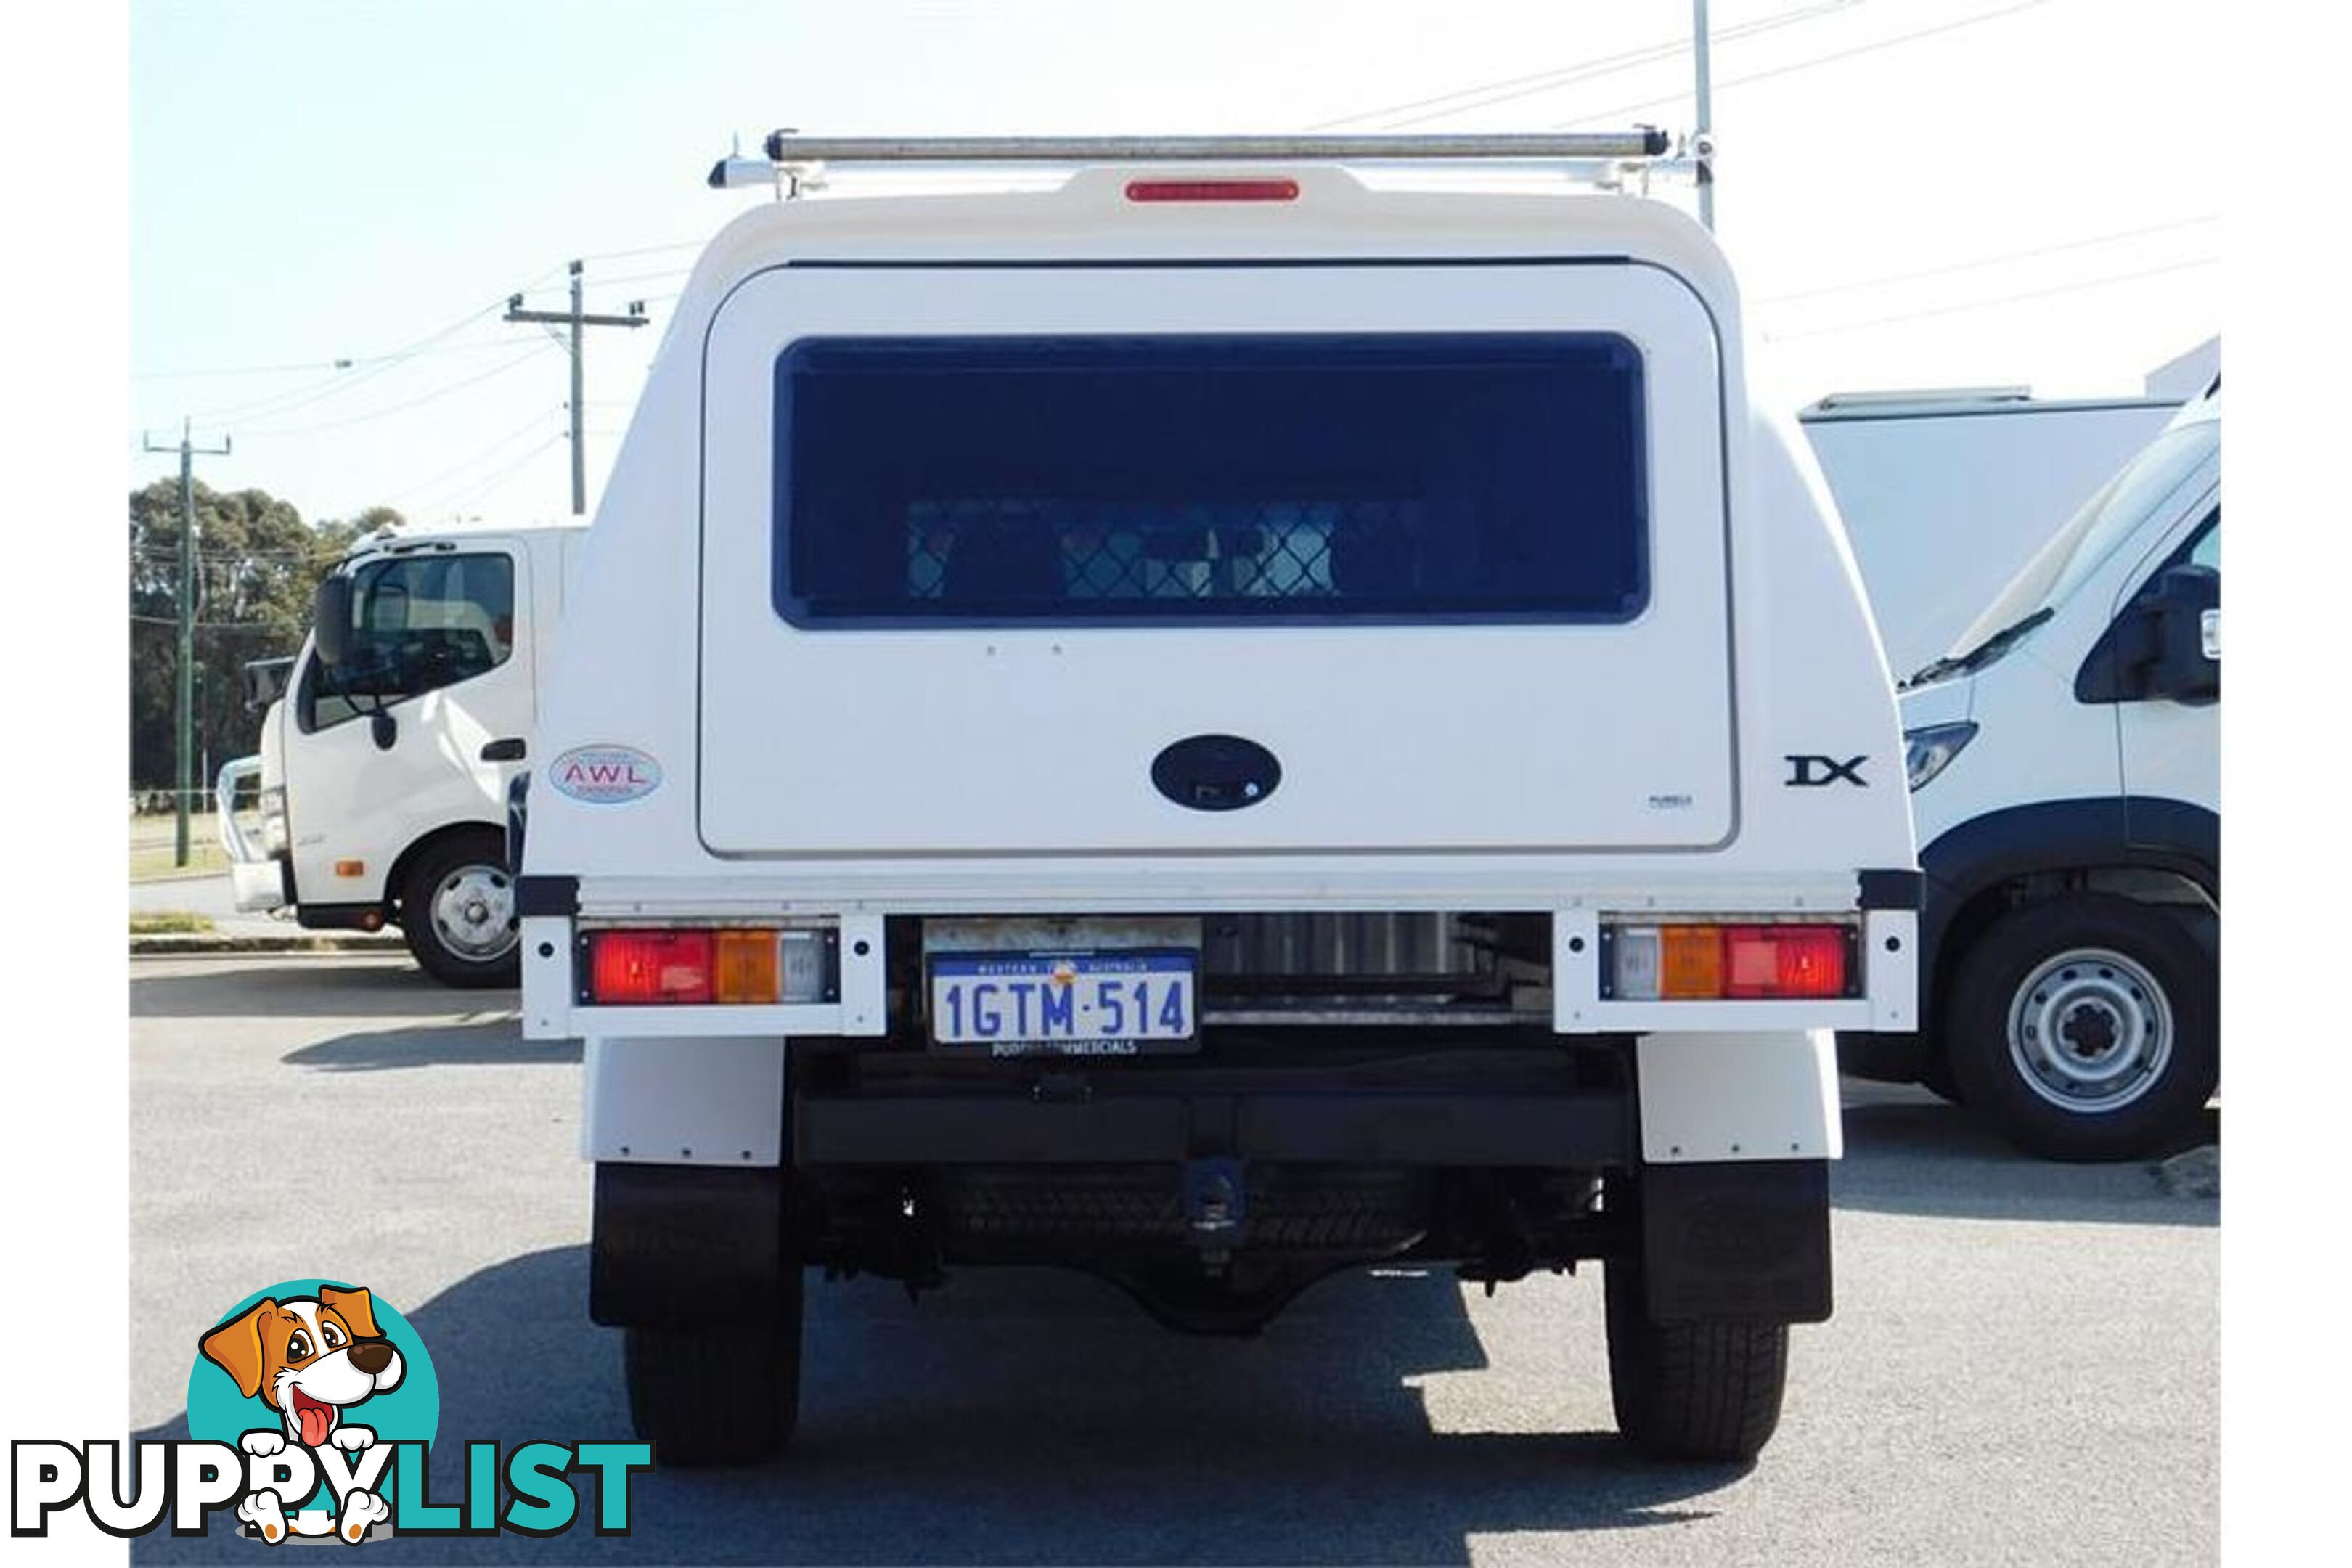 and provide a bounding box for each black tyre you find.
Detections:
[1944,893,2216,1161]
[1604,1259,1789,1462]
[624,1270,804,1467]
[399,830,520,988]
